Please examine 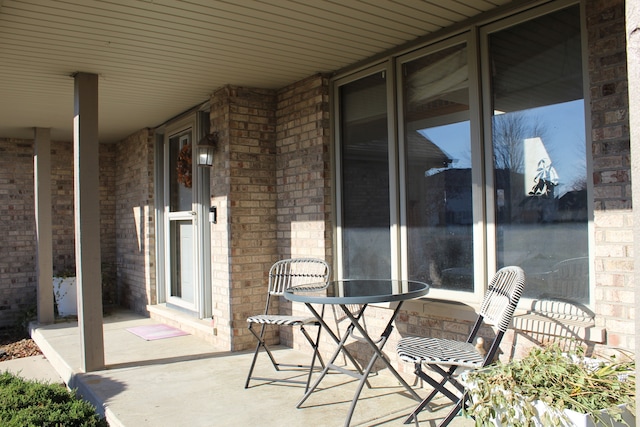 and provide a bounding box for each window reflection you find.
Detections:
[403,43,474,291]
[491,5,589,303]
